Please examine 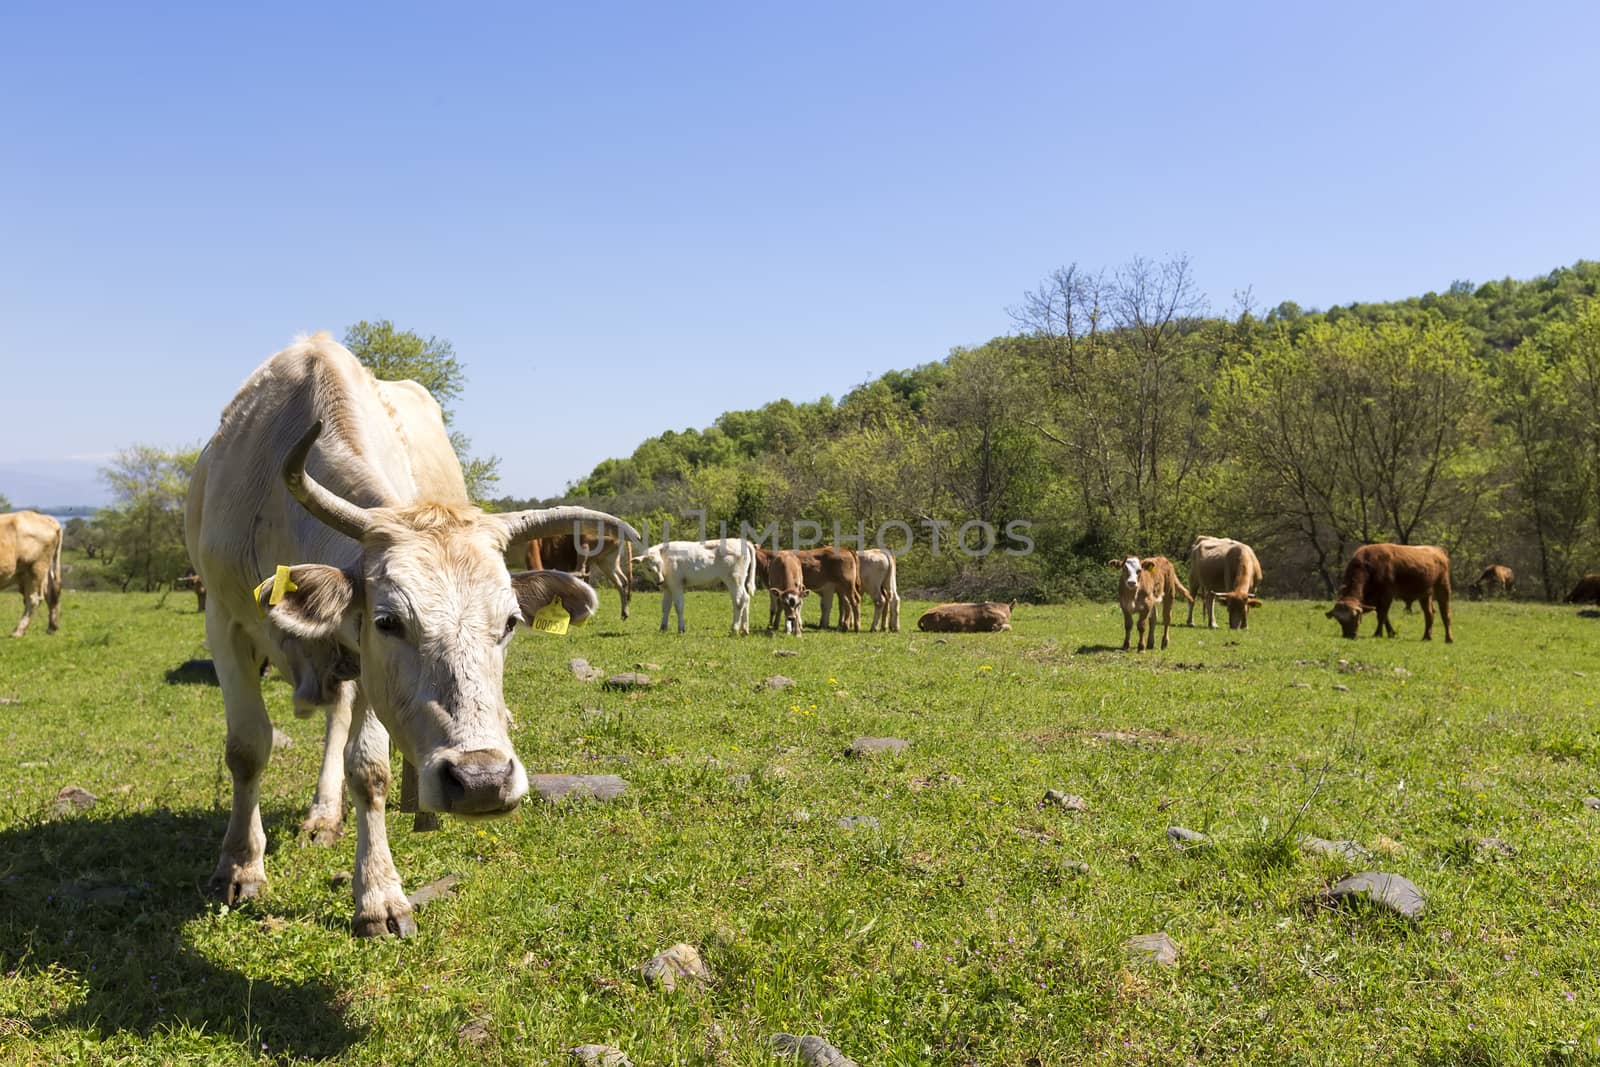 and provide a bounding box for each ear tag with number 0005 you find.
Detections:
[529,600,570,635]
